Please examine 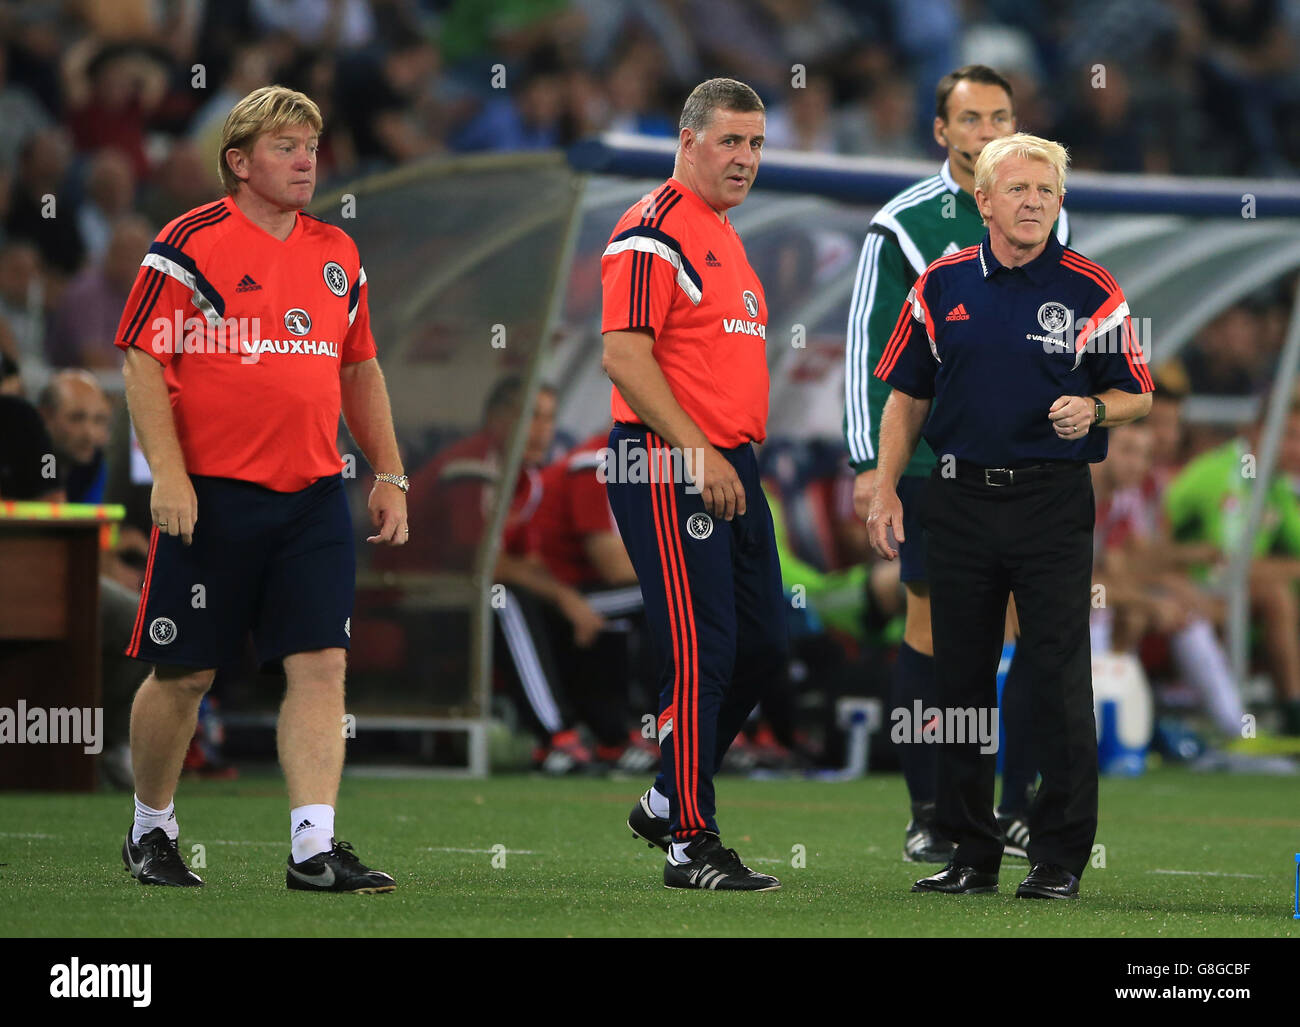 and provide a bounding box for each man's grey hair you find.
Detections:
[679,78,765,136]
